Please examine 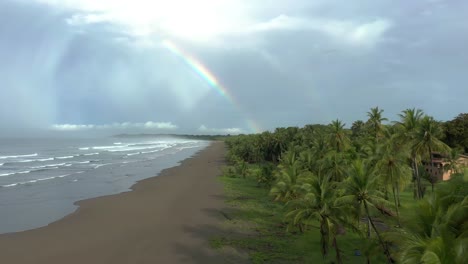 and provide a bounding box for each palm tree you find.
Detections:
[328,119,350,153]
[280,150,298,169]
[412,116,451,193]
[311,130,329,159]
[367,107,388,142]
[444,148,461,175]
[270,160,309,202]
[351,120,367,140]
[234,159,248,179]
[394,108,424,141]
[394,108,424,198]
[272,134,286,163]
[299,150,315,173]
[323,151,348,182]
[376,136,412,226]
[390,178,468,263]
[286,175,351,263]
[339,159,394,263]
